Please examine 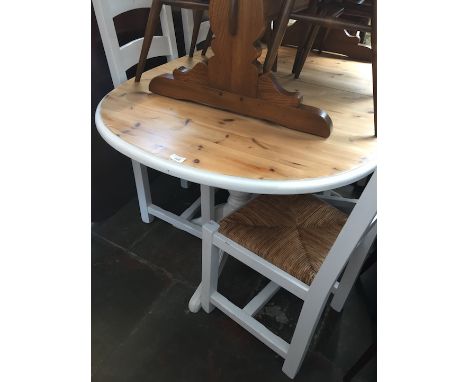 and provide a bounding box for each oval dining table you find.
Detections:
[95,46,377,312]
